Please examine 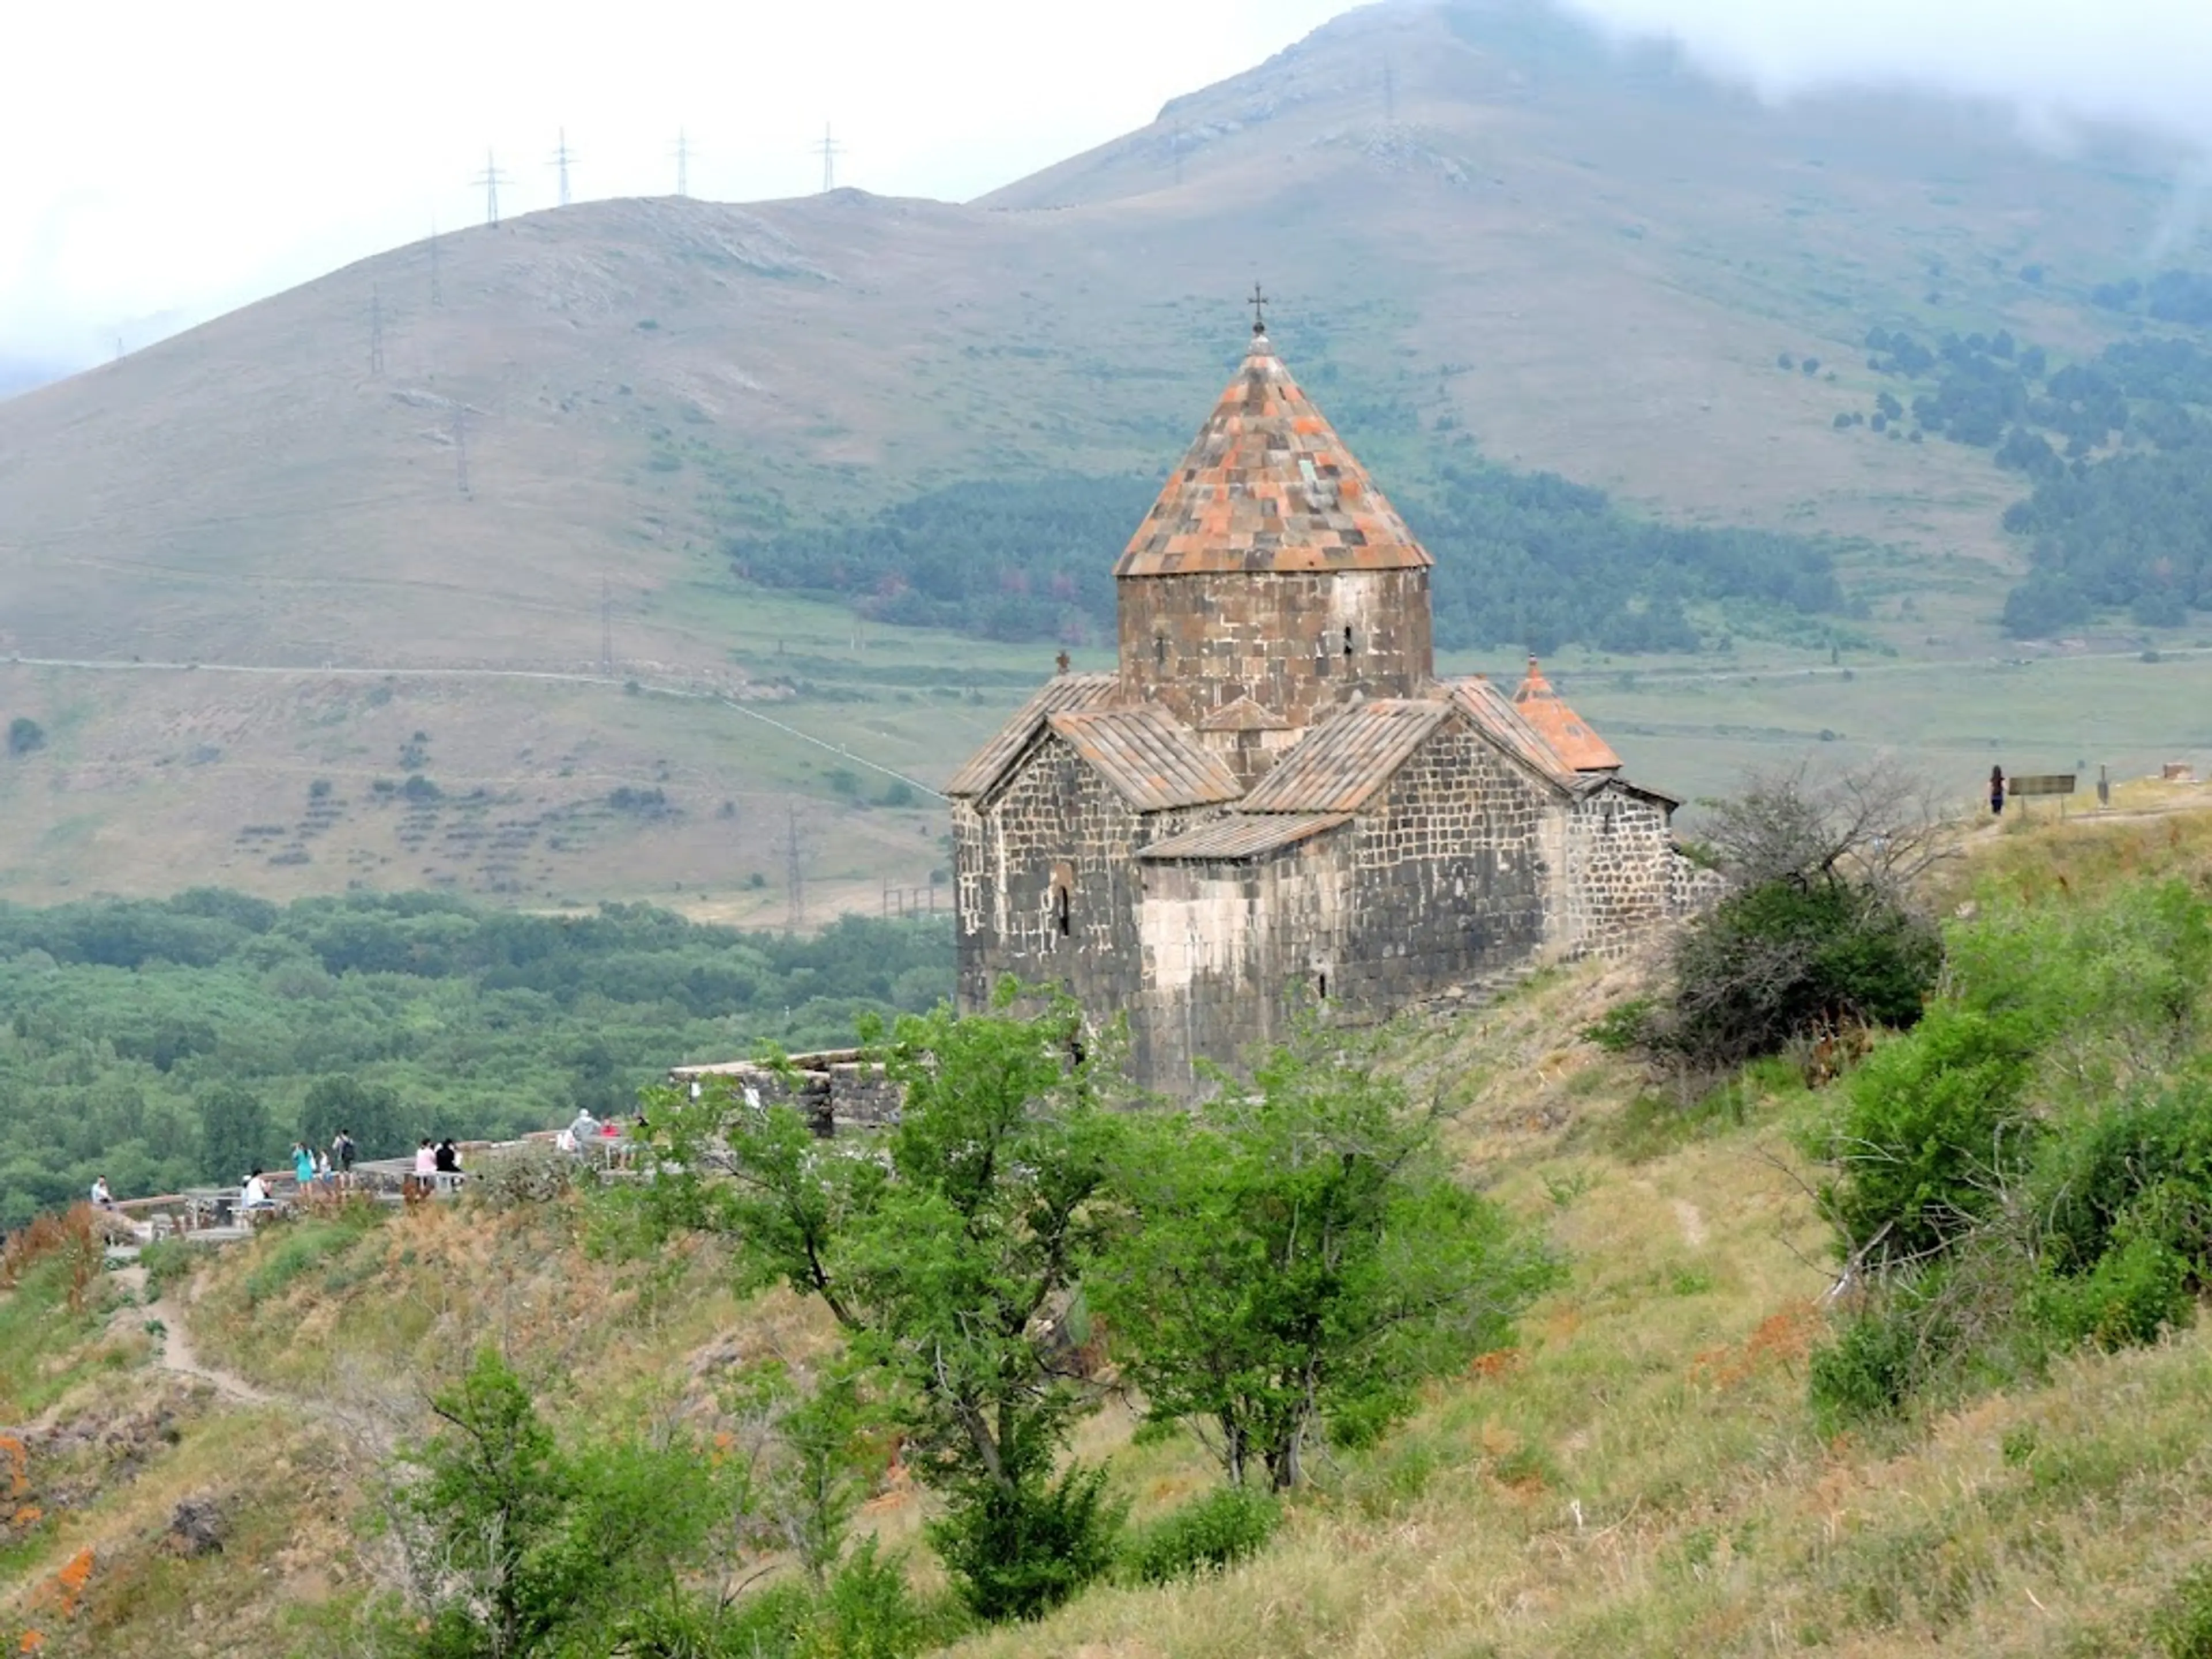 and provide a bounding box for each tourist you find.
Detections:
[1990,765,2006,817]
[291,1141,316,1193]
[89,1176,113,1209]
[434,1138,460,1175]
[240,1169,272,1213]
[331,1127,356,1189]
[568,1107,600,1147]
[314,1146,332,1189]
[414,1139,437,1178]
